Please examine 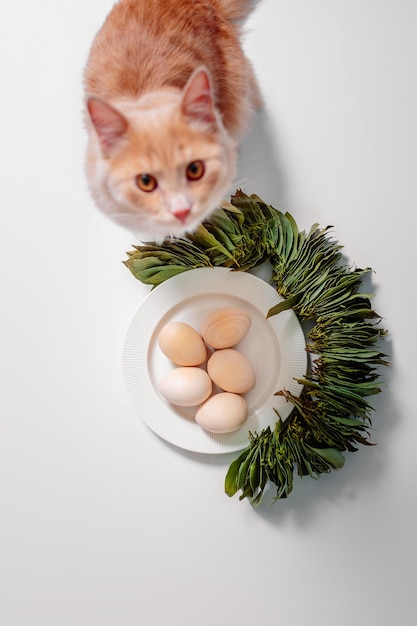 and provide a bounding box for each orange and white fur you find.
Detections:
[84,0,261,242]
